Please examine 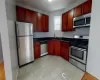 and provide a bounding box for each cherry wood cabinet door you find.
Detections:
[54,40,61,56]
[25,9,32,22]
[48,40,54,55]
[16,6,25,22]
[32,11,38,32]
[44,15,49,32]
[74,5,82,17]
[34,42,40,59]
[37,13,43,32]
[82,0,92,15]
[62,12,68,32]
[67,10,74,31]
[42,14,45,32]
[61,42,70,61]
